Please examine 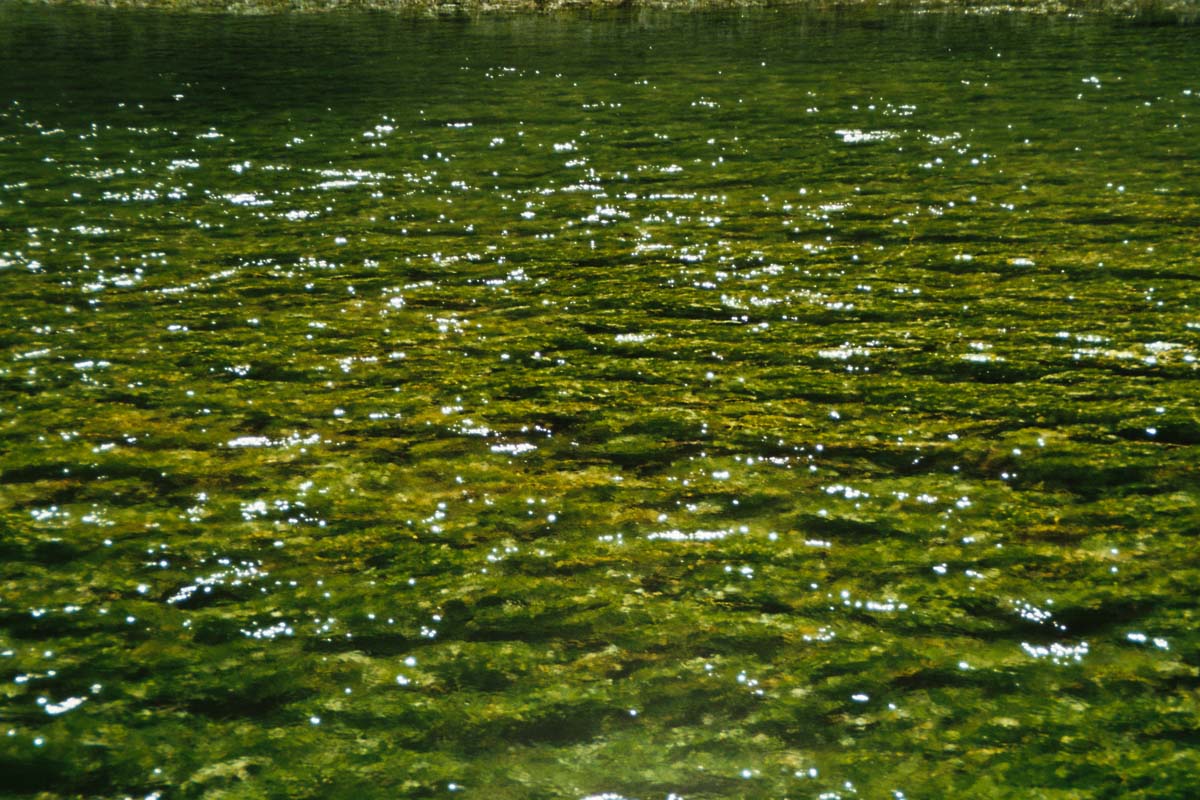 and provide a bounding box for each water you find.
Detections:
[1,5,1198,798]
